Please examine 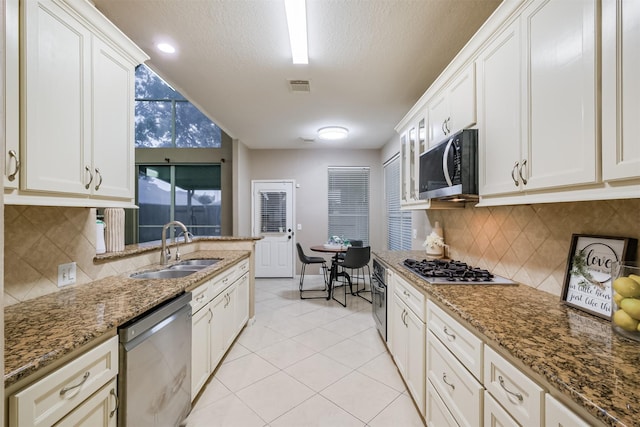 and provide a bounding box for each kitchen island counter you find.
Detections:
[374,250,639,427]
[4,250,250,389]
